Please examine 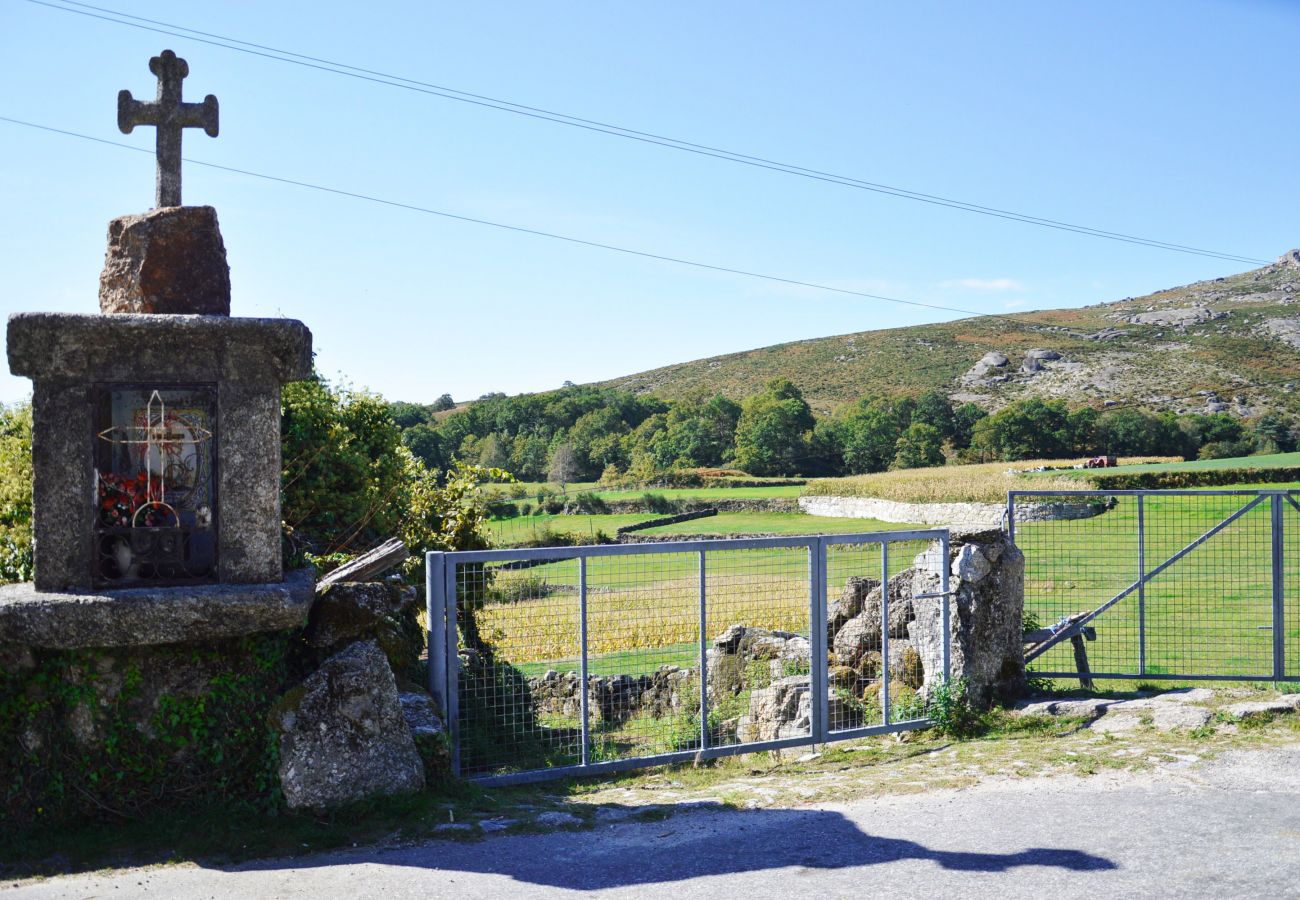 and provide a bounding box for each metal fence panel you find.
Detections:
[1010,489,1298,683]
[430,530,950,784]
